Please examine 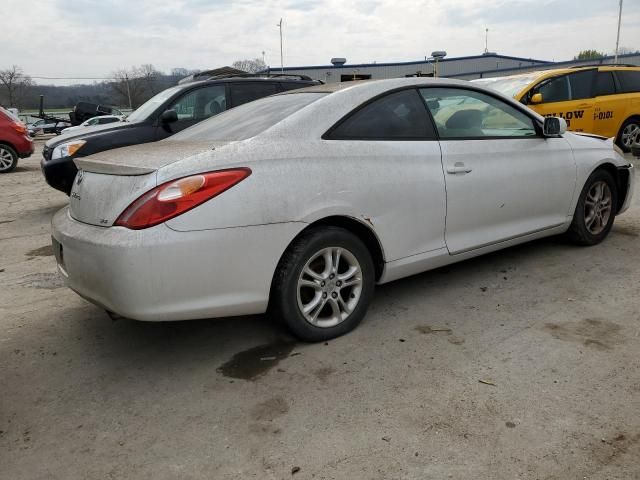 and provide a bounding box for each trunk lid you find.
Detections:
[69,141,217,227]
